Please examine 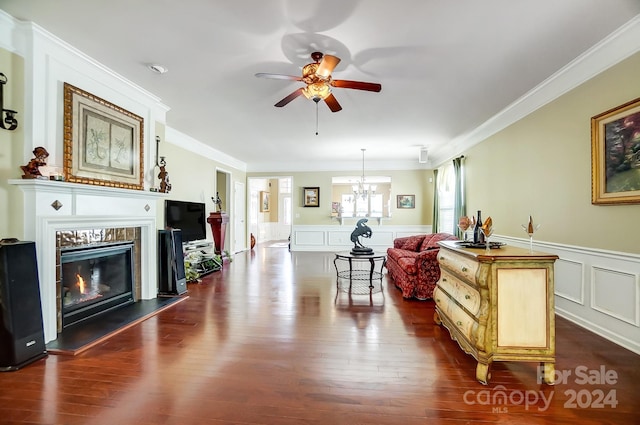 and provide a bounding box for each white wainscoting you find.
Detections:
[496,235,640,355]
[290,224,433,252]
